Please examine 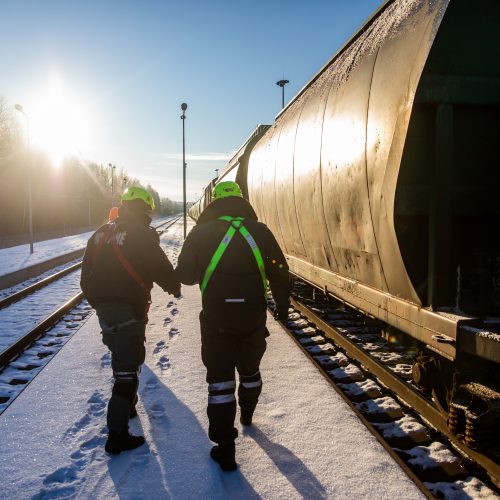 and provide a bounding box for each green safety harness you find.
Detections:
[200,216,267,298]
